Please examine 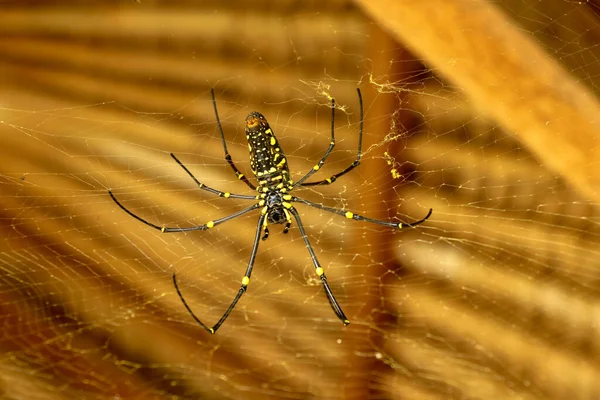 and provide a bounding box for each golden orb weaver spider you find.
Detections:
[109,88,432,334]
